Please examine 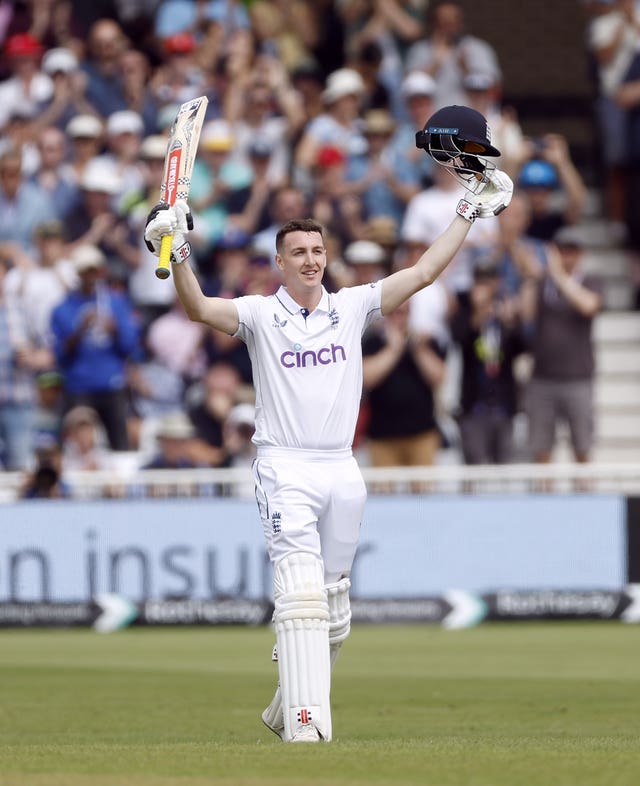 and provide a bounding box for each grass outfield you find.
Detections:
[1,623,639,786]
